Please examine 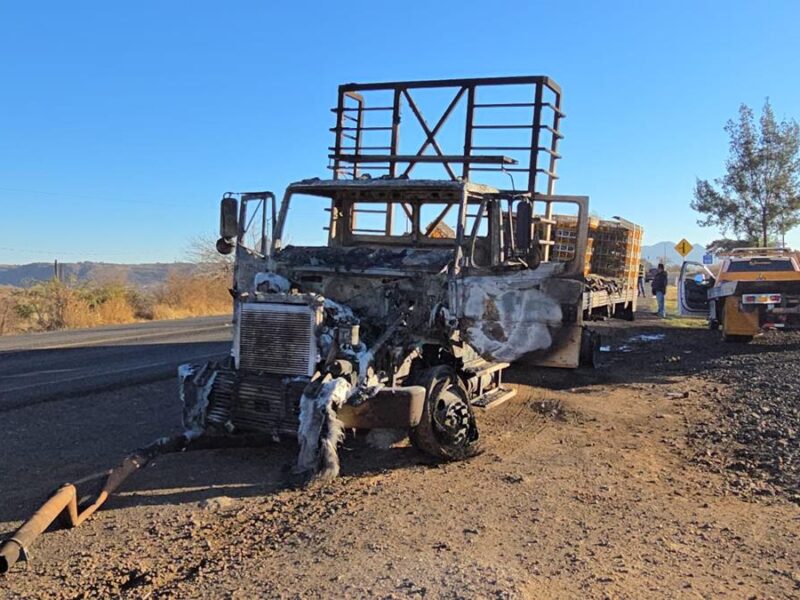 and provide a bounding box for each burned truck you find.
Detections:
[0,76,647,576]
[180,76,608,481]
